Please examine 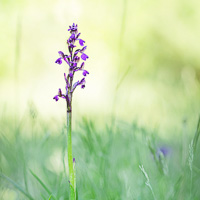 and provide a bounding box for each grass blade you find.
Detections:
[0,173,34,200]
[29,169,56,200]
